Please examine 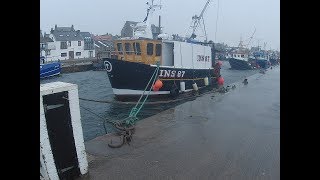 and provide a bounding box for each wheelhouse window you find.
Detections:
[241,54,244,58]
[117,43,123,55]
[147,43,154,56]
[125,43,132,55]
[133,42,141,55]
[155,44,162,56]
